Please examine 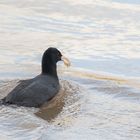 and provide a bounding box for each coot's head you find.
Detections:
[42,47,70,75]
